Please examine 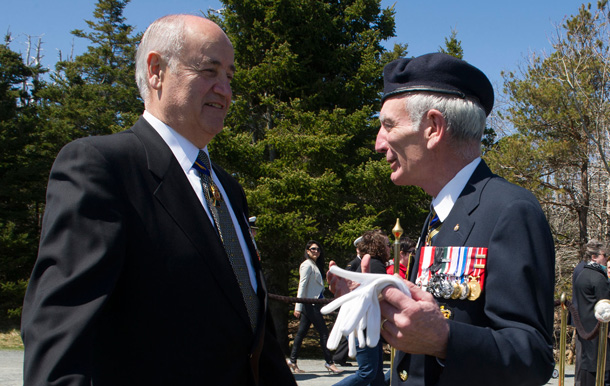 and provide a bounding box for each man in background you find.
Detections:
[573,239,610,386]
[572,247,589,386]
